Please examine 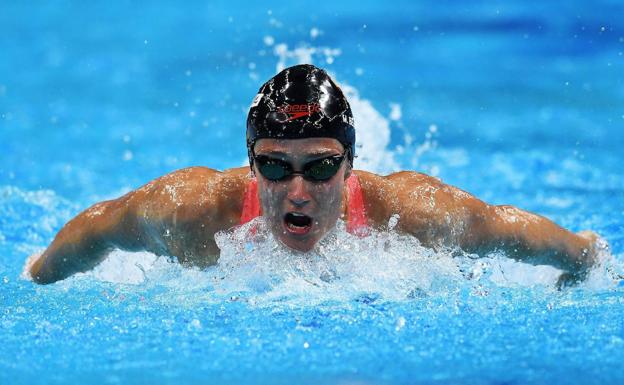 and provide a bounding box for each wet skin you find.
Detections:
[253,138,350,252]
[27,138,600,285]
